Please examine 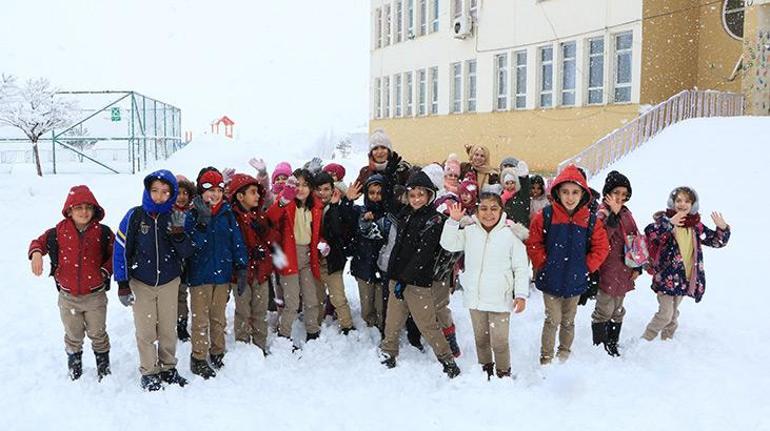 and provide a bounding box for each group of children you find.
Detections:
[28,128,731,390]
